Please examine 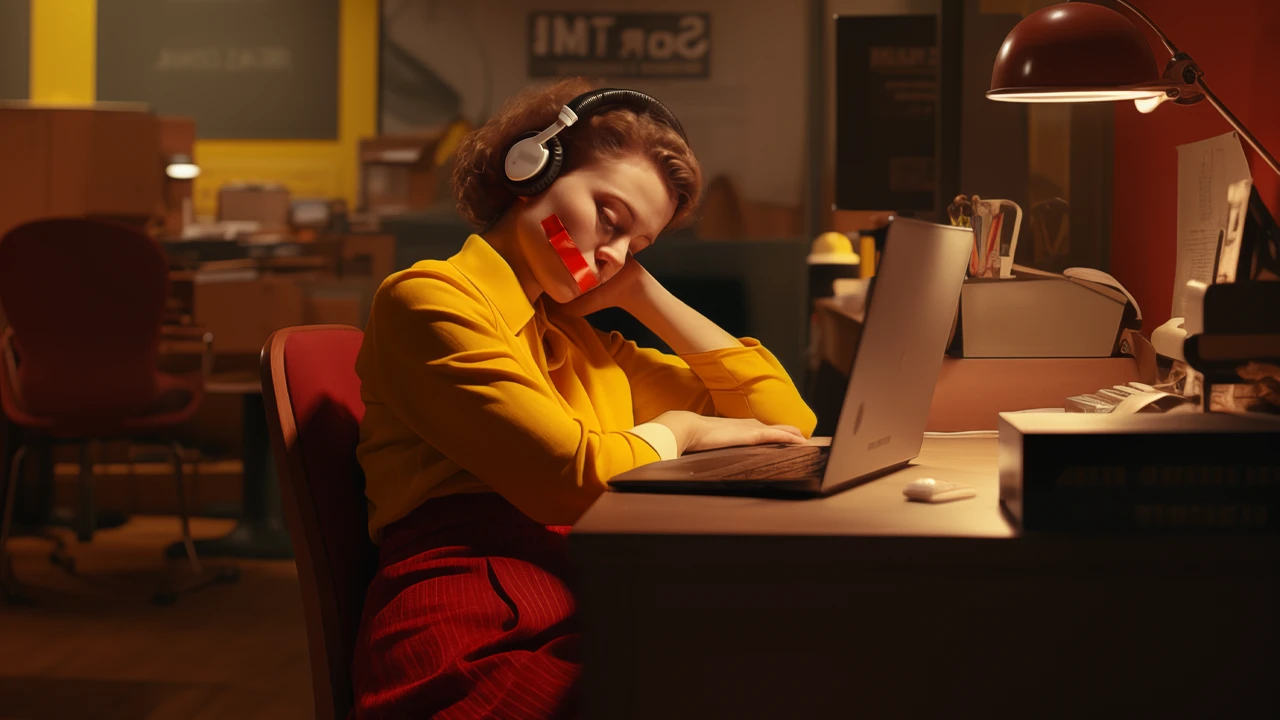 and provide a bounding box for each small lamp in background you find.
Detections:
[987,0,1279,178]
[165,154,201,180]
[163,154,200,235]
